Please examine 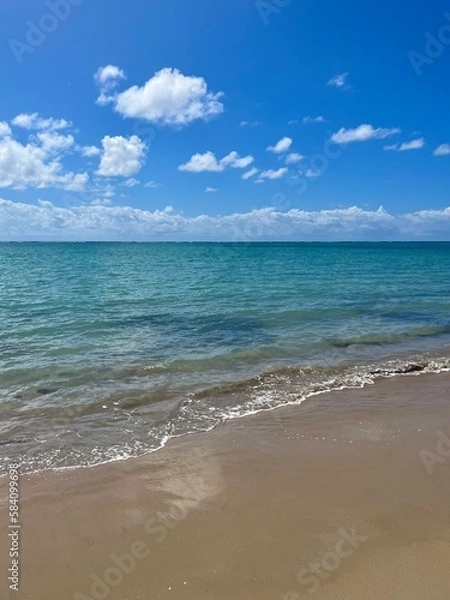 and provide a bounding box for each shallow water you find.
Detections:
[1,242,450,471]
